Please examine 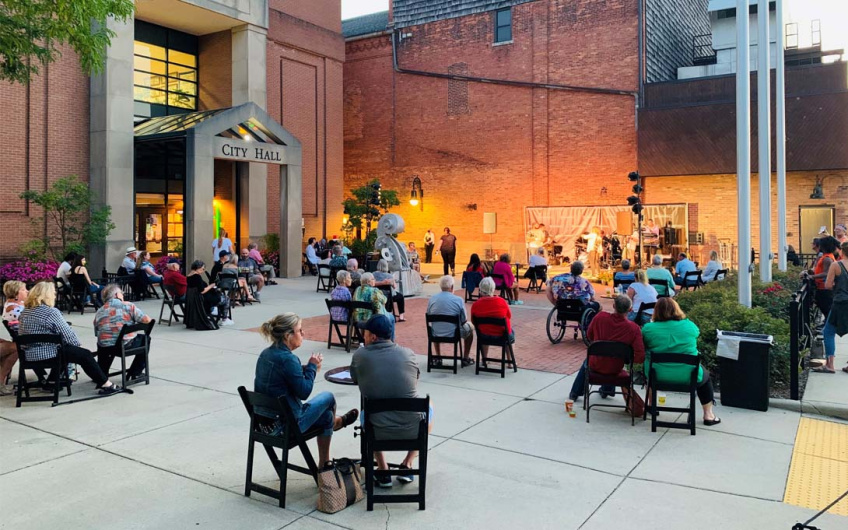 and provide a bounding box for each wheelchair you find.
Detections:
[546,298,597,346]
